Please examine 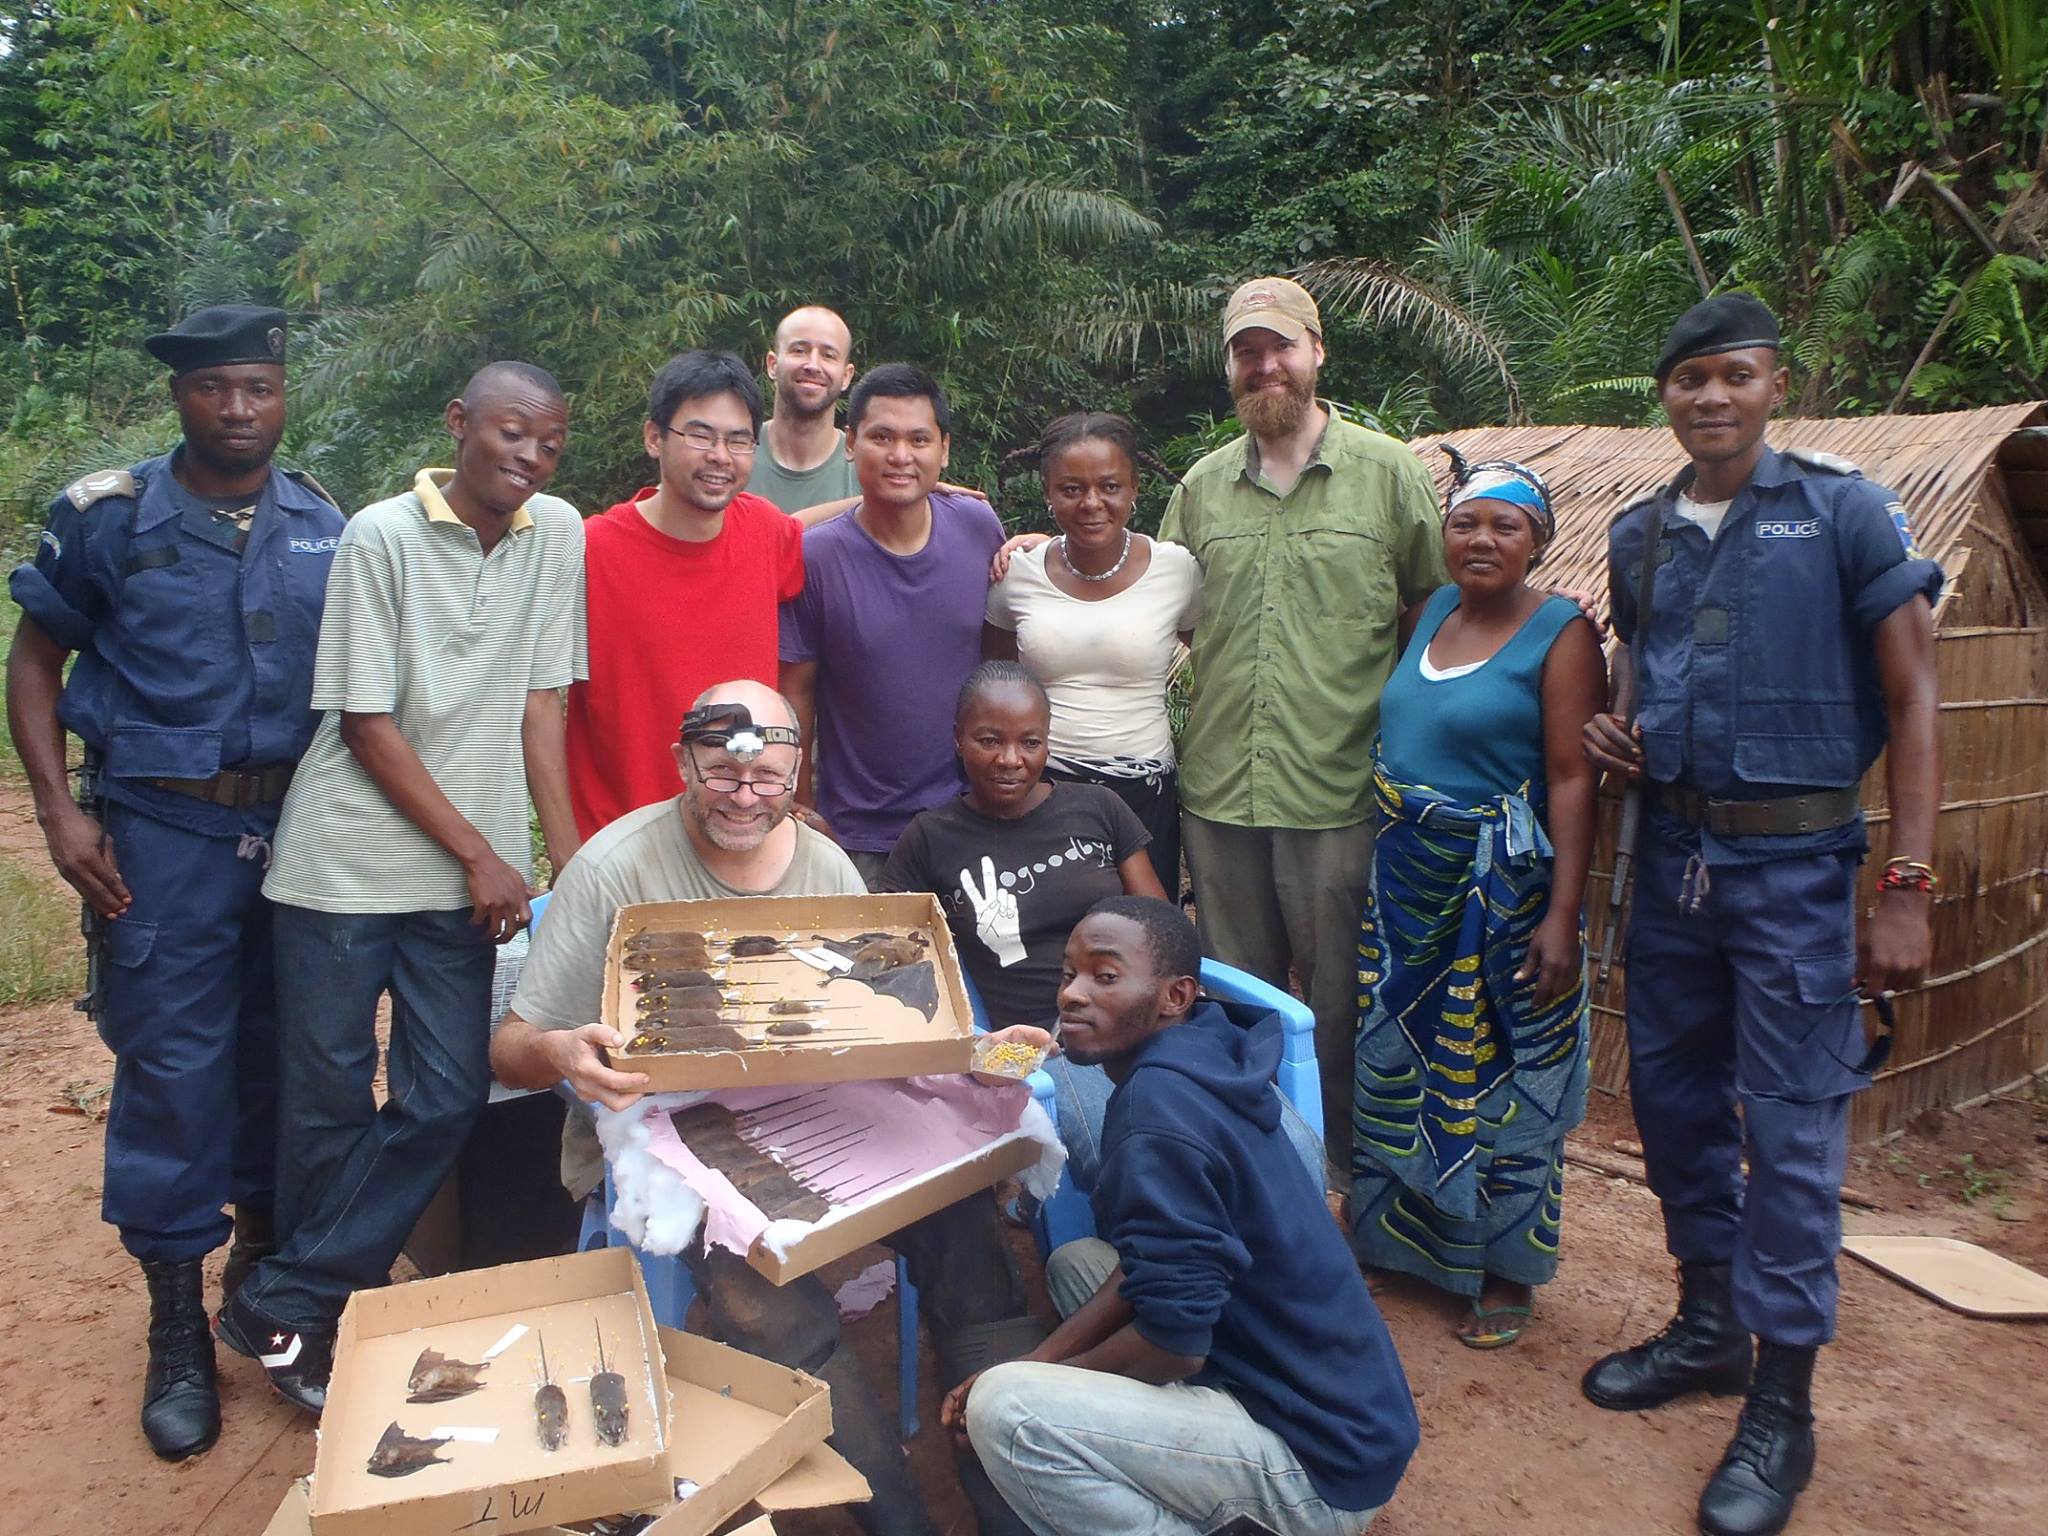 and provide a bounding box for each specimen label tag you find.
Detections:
[480,1324,529,1360]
